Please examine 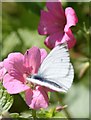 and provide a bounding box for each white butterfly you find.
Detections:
[27,43,74,93]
